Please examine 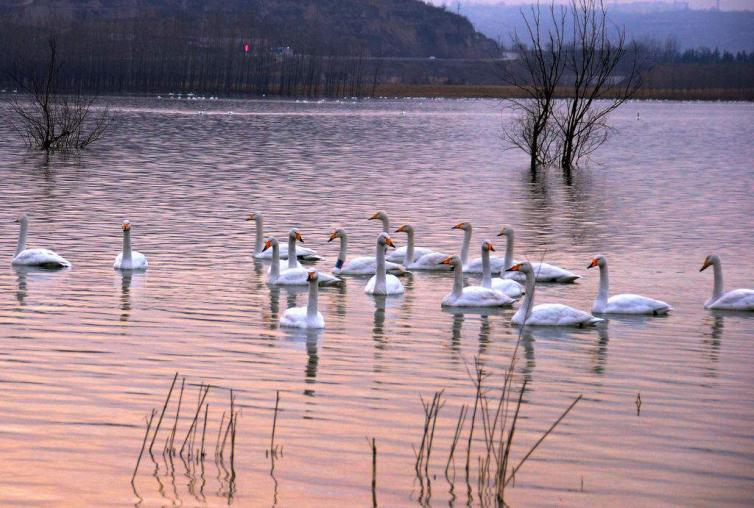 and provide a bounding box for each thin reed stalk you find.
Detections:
[132,409,157,483]
[149,372,177,455]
